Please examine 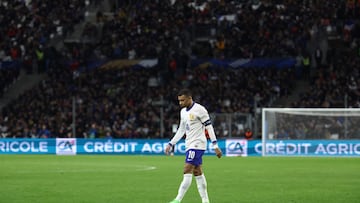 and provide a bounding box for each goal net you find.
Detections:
[262,108,360,156]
